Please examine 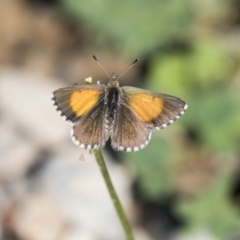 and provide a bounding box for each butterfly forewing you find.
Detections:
[121,86,187,131]
[151,93,187,130]
[52,84,106,123]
